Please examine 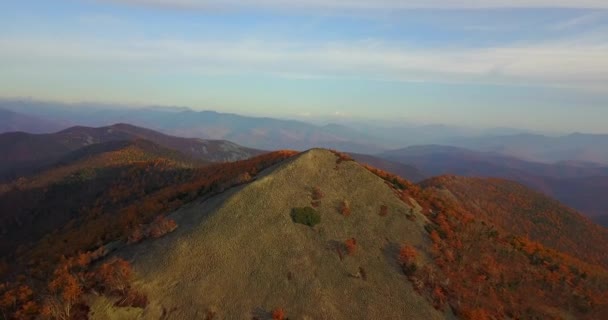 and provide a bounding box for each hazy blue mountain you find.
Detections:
[450,133,608,165]
[5,99,608,164]
[378,145,608,219]
[0,108,66,134]
[0,99,387,153]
